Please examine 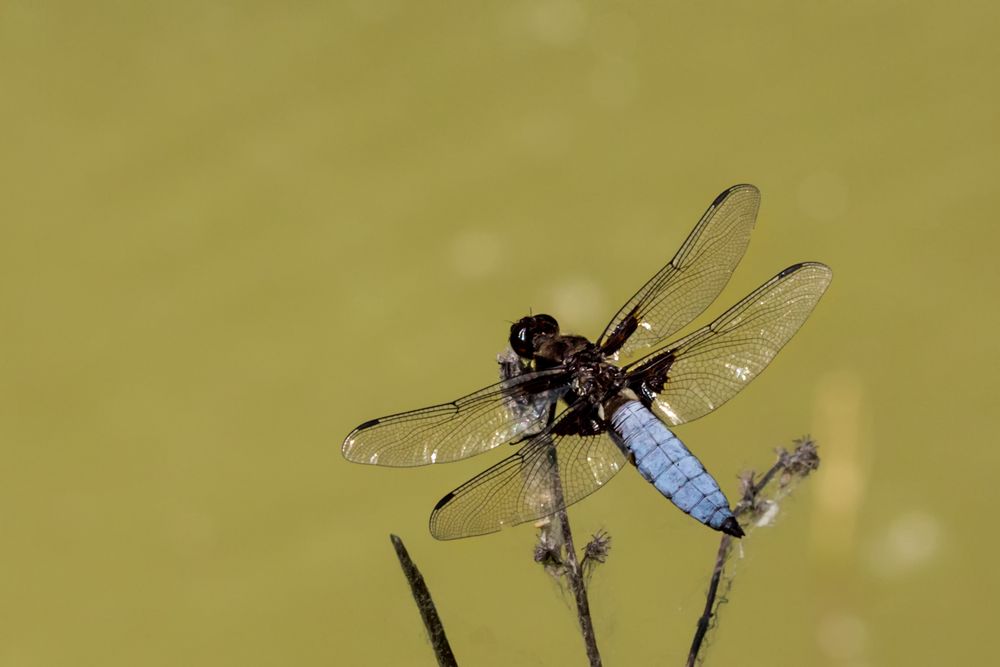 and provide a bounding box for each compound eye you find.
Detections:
[534,314,559,335]
[510,323,534,358]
